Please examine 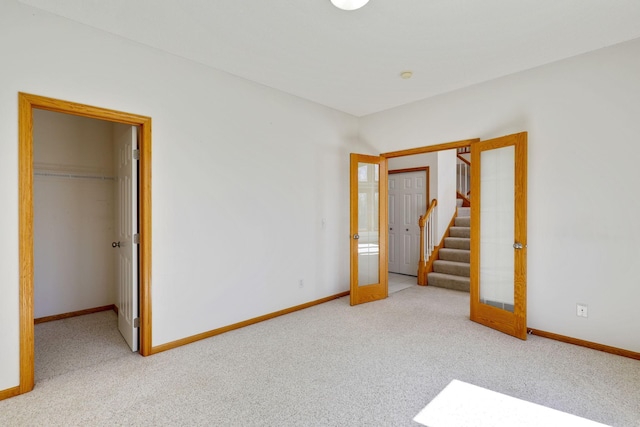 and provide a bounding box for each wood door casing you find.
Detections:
[17,93,152,398]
